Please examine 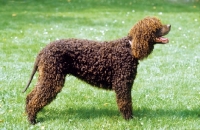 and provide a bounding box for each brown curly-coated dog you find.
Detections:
[23,16,171,124]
